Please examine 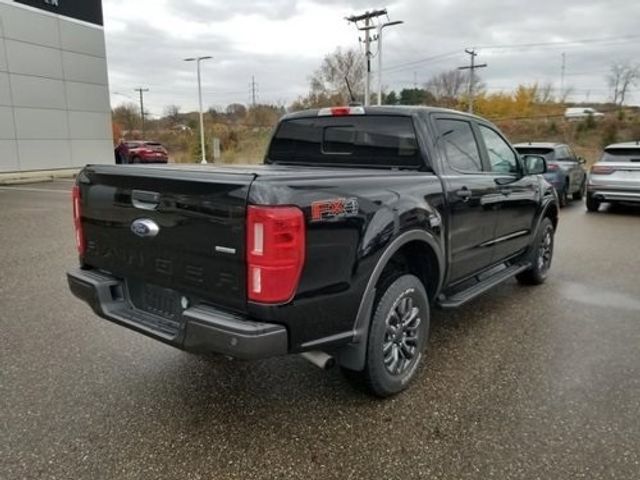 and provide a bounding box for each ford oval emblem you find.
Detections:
[131,218,160,238]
